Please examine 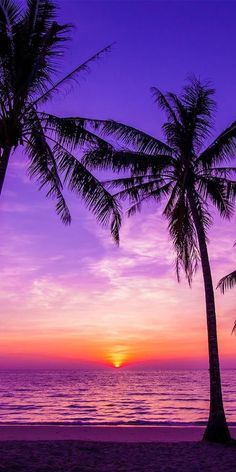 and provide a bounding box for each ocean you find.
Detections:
[0,369,235,425]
